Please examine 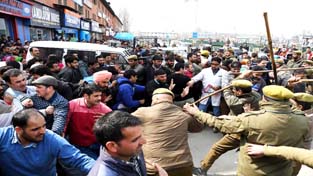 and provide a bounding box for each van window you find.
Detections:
[67,50,96,62]
[27,42,130,69]
[34,47,63,61]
